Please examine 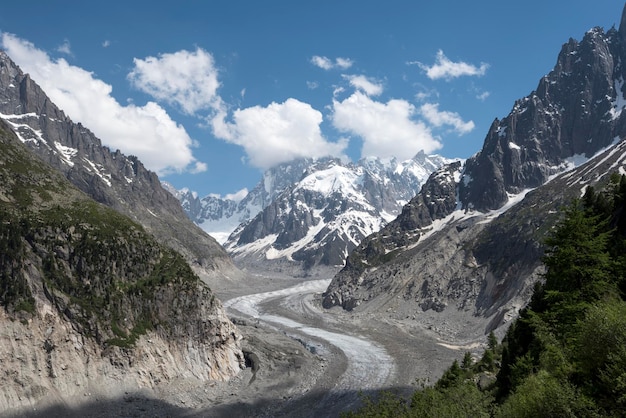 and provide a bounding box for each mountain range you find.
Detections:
[173,153,454,275]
